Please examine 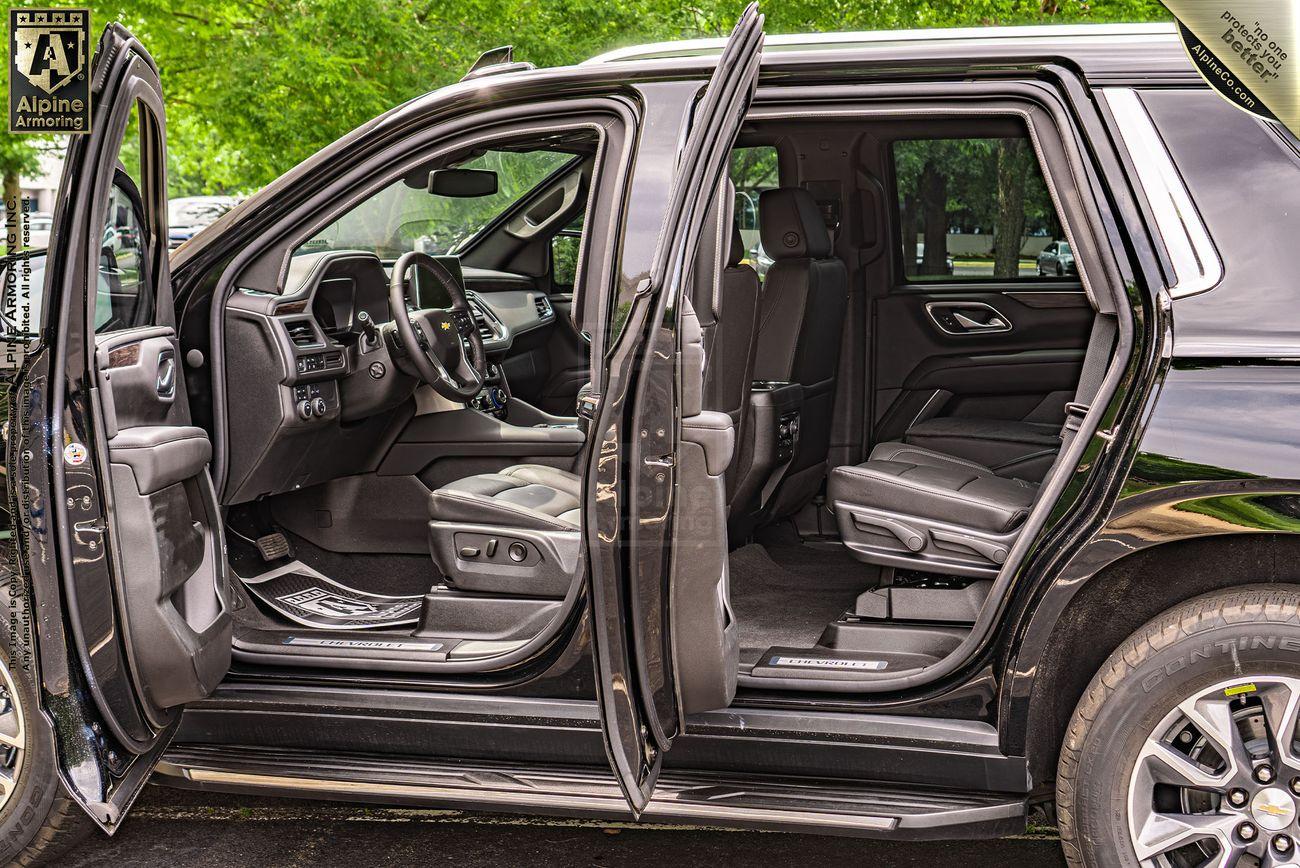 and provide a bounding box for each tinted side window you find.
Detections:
[551,216,583,287]
[730,145,779,265]
[95,102,155,332]
[892,135,1068,283]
